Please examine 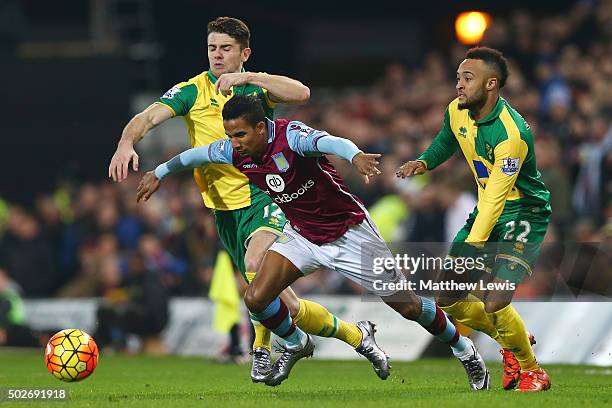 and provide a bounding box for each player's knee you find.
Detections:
[484,300,510,314]
[244,286,267,313]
